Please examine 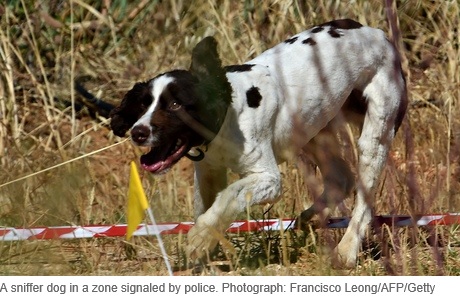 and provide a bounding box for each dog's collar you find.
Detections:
[171,106,216,162]
[185,147,206,161]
